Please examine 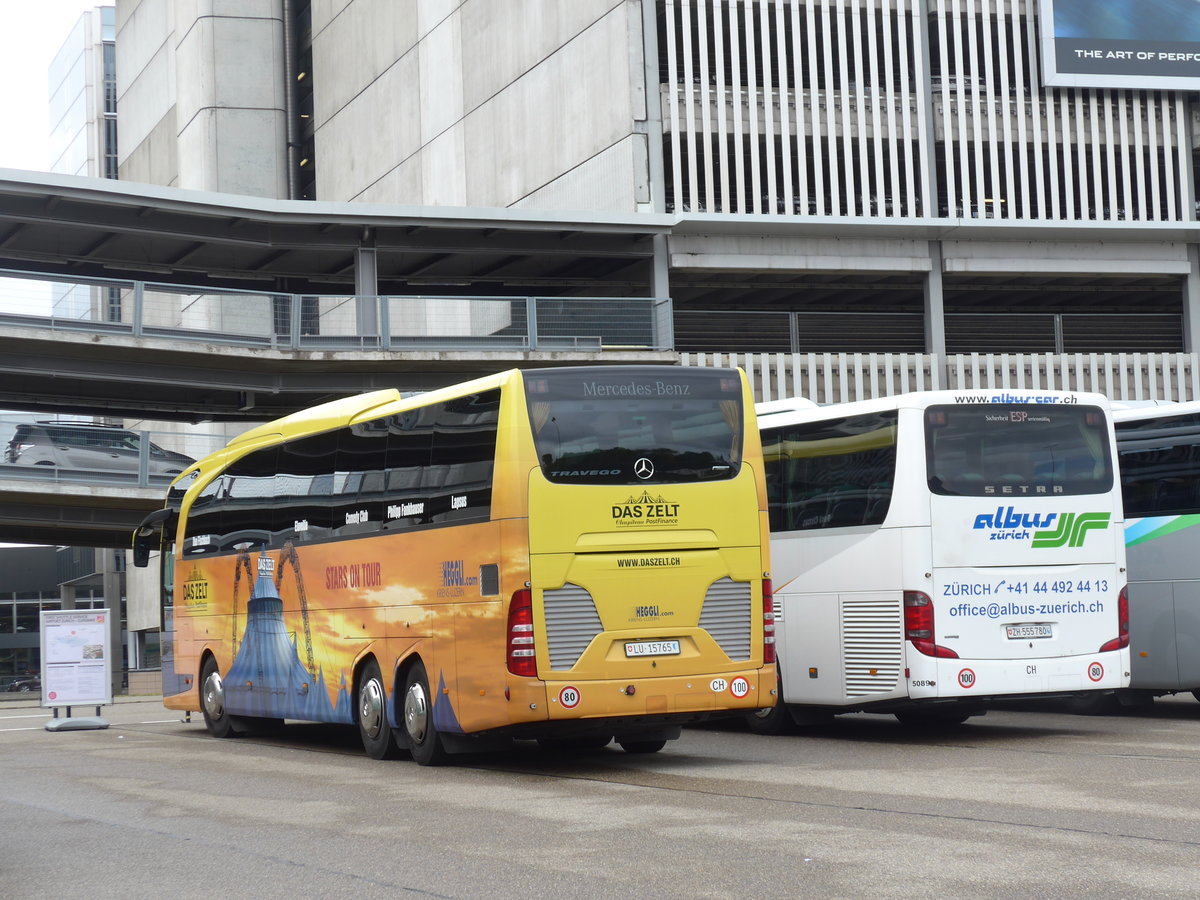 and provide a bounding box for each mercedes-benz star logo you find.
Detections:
[634,457,654,480]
